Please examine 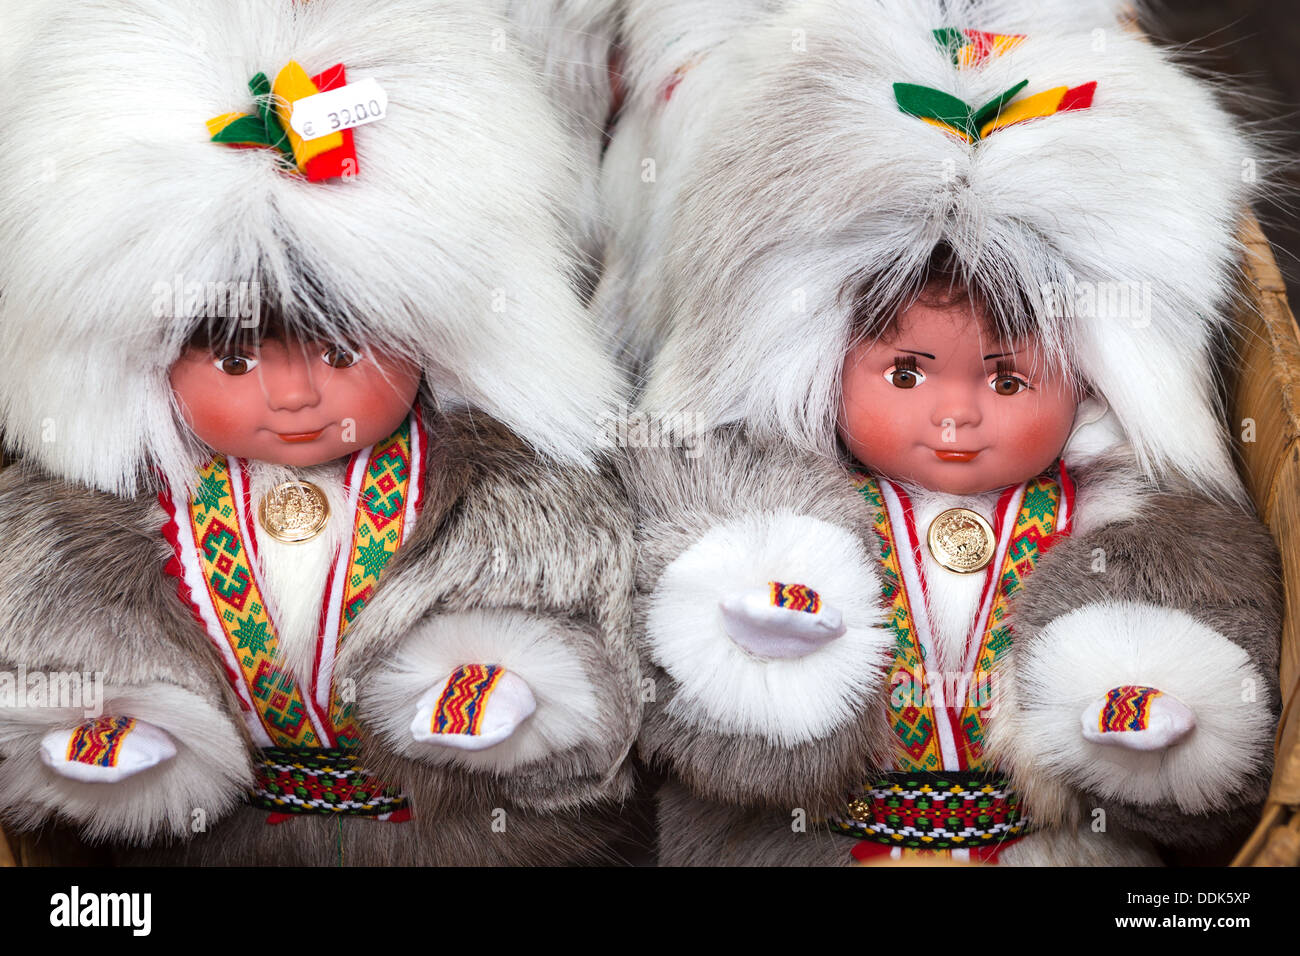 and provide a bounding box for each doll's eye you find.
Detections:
[884,362,925,389]
[322,345,359,369]
[214,354,258,376]
[989,372,1030,396]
